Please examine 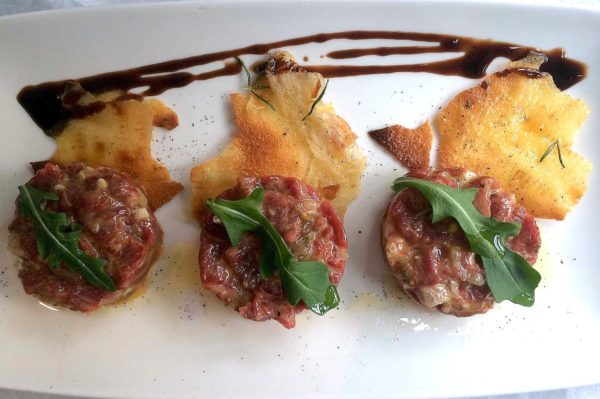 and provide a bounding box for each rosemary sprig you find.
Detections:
[235,56,275,111]
[236,56,252,87]
[539,139,565,168]
[249,89,276,111]
[302,79,329,121]
[556,140,565,168]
